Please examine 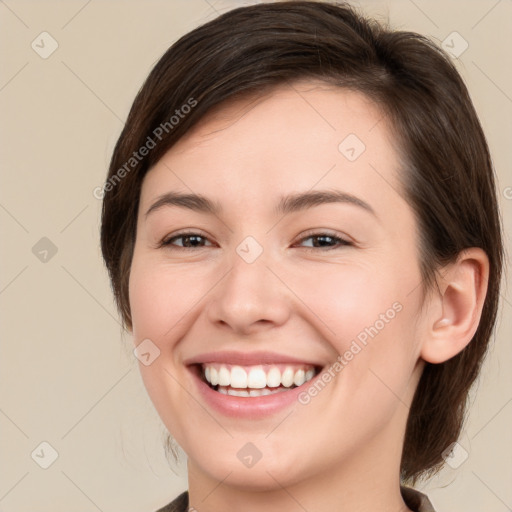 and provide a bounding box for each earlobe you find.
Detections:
[420,248,489,364]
